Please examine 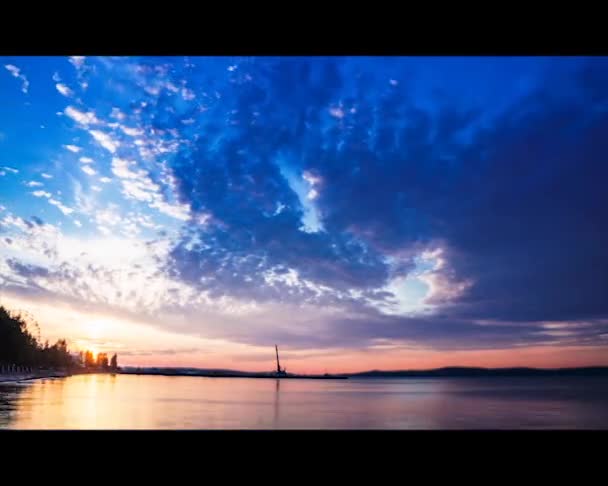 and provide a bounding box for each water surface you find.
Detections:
[1,374,608,429]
